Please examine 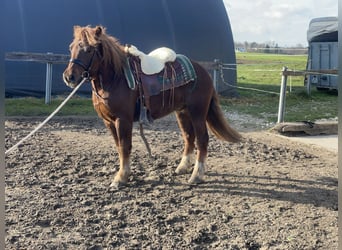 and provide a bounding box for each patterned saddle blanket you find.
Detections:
[125,54,197,99]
